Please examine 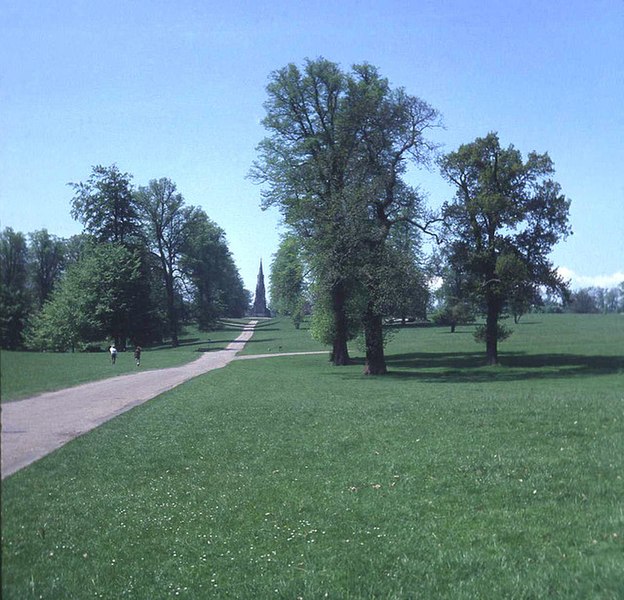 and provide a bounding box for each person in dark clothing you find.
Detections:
[134,346,142,366]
